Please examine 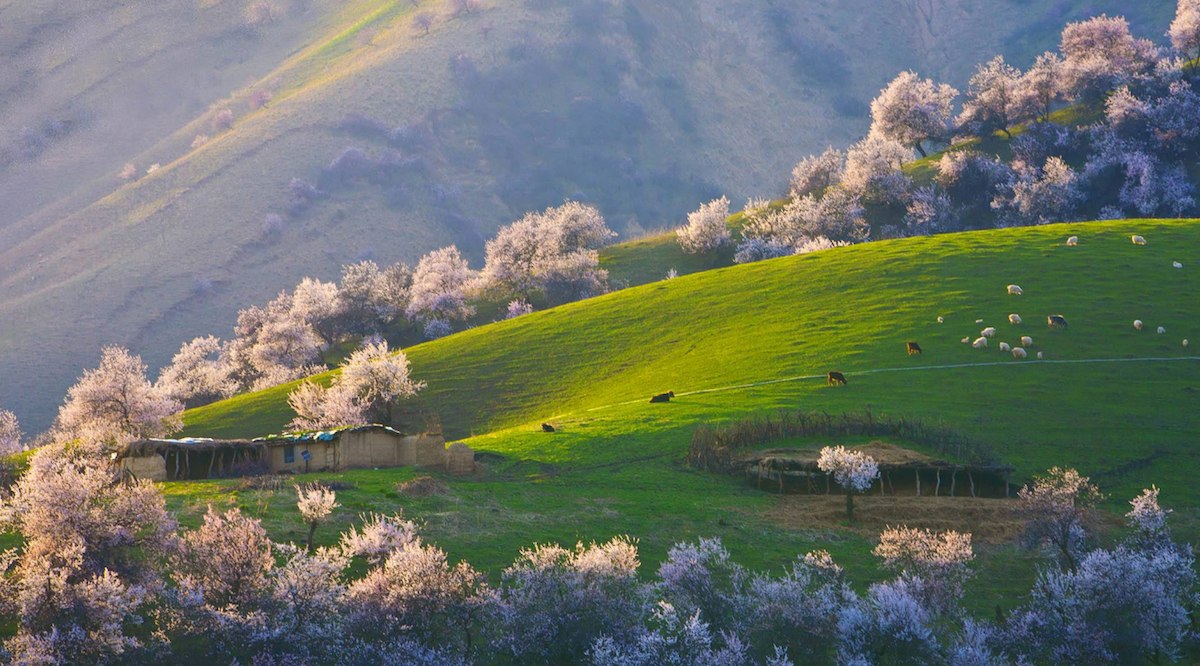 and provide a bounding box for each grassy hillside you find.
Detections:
[171,217,1200,604]
[2,0,1176,432]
